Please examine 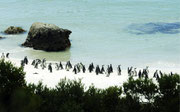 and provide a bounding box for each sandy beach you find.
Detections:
[3,57,179,89]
